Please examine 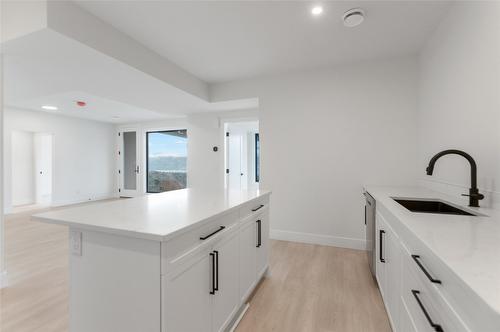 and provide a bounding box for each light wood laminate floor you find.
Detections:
[0,205,390,332]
